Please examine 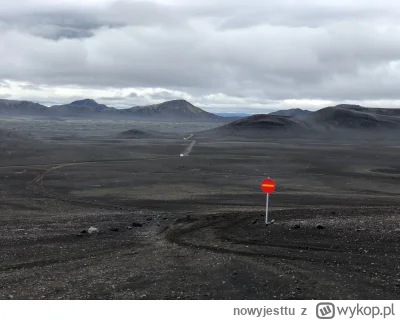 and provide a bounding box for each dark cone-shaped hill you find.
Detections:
[117,129,153,139]
[125,100,222,121]
[305,106,400,130]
